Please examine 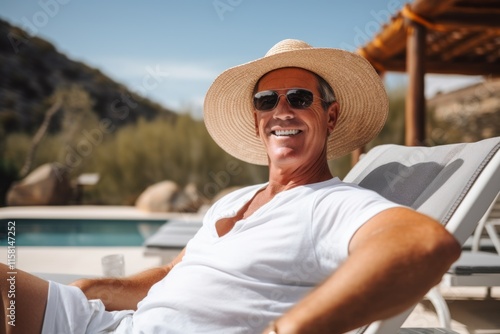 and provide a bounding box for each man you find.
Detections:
[1,39,460,334]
